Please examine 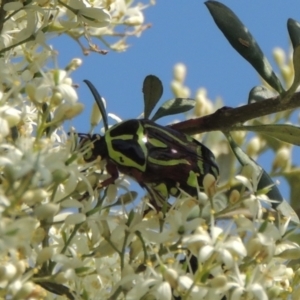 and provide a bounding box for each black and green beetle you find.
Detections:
[78,78,219,206]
